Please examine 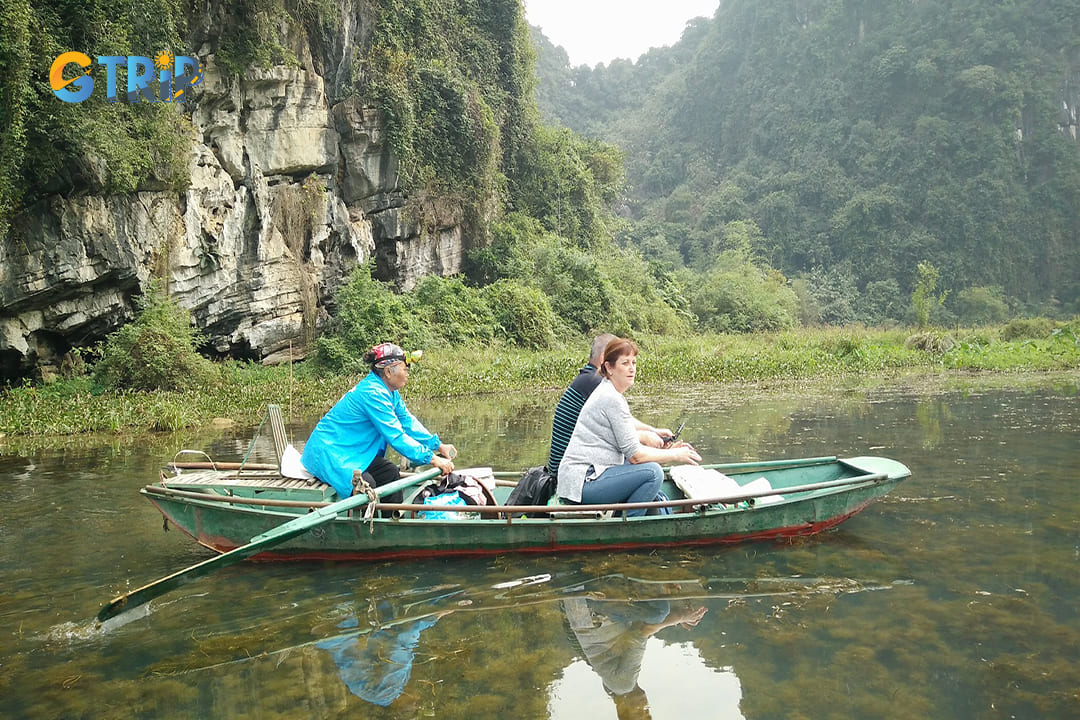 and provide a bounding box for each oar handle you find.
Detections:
[97,466,443,623]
